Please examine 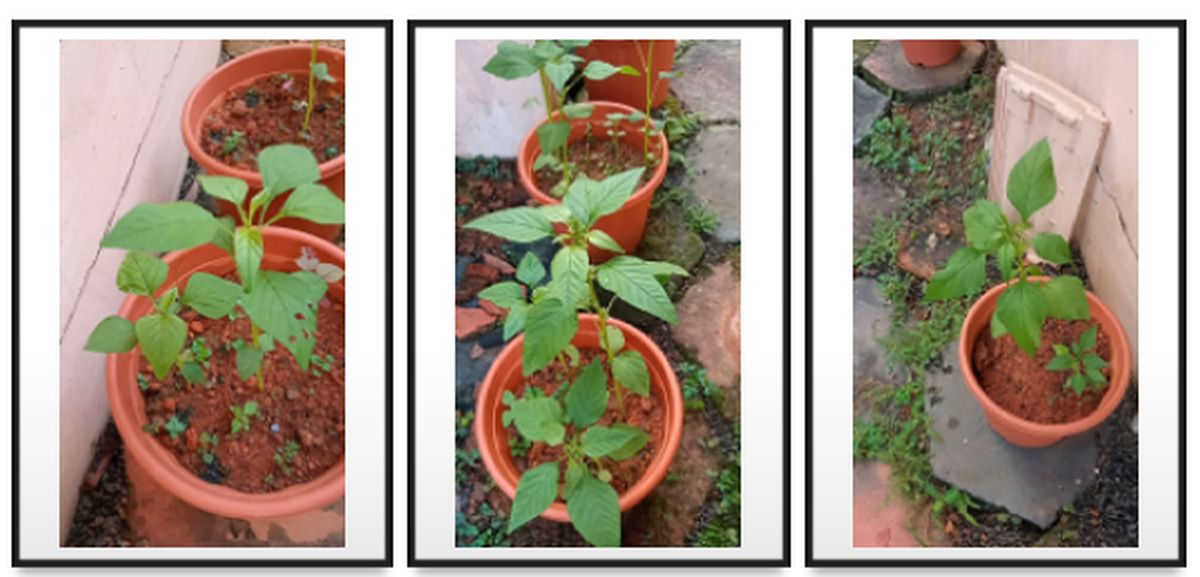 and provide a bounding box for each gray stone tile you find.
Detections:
[688,126,740,243]
[672,41,740,122]
[854,76,890,147]
[853,278,895,386]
